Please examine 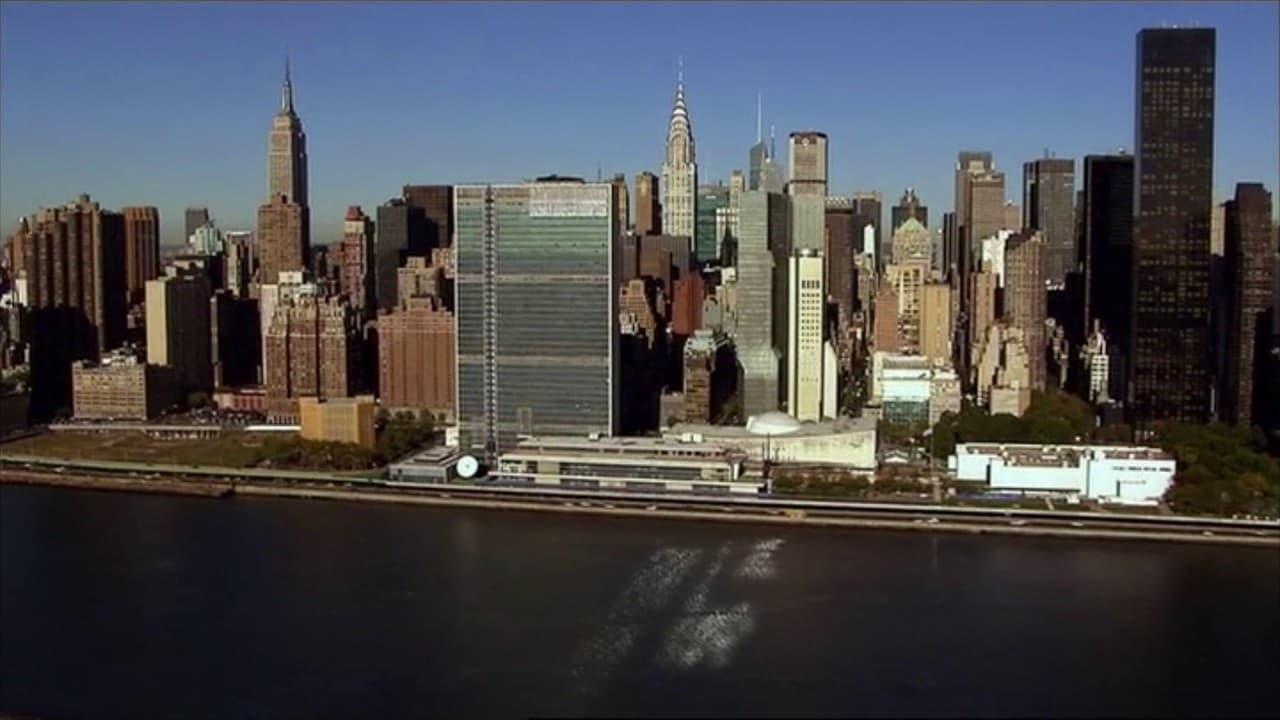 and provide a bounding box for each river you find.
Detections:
[1,484,1277,718]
